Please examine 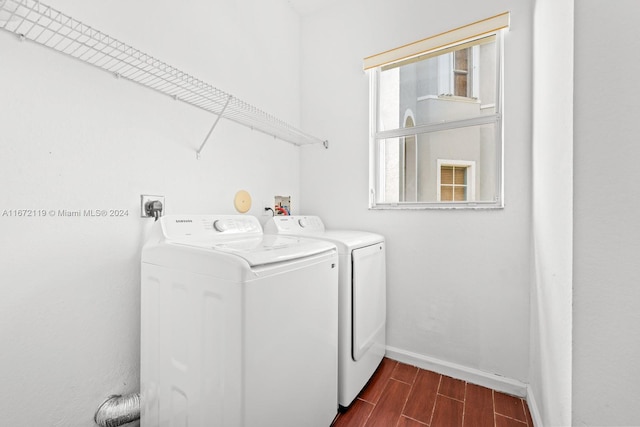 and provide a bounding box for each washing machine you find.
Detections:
[264,215,386,408]
[140,214,338,427]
